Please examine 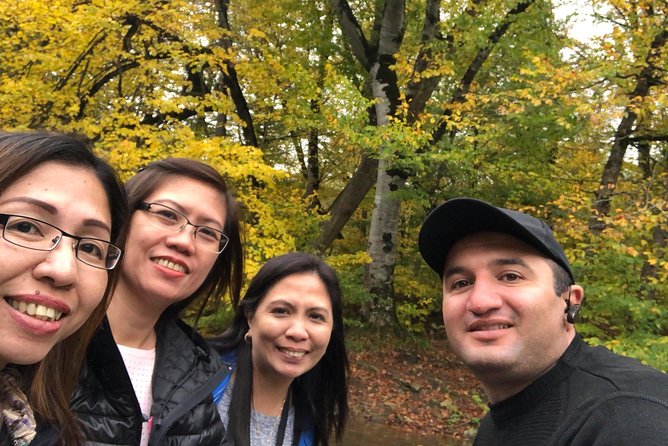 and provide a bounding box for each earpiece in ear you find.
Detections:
[566,304,581,324]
